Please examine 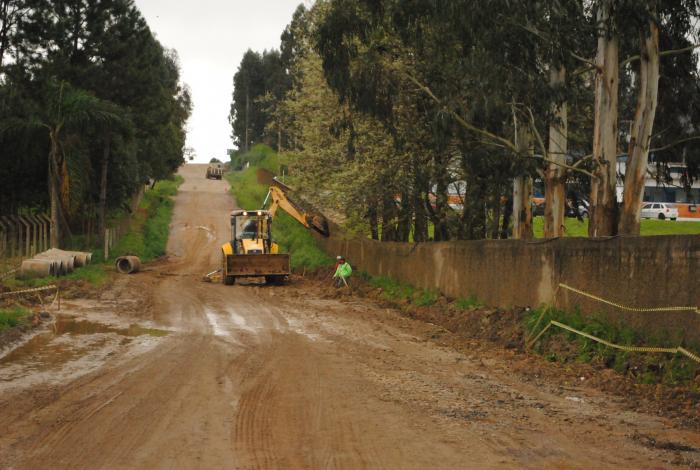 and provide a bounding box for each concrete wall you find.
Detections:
[318,235,700,344]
